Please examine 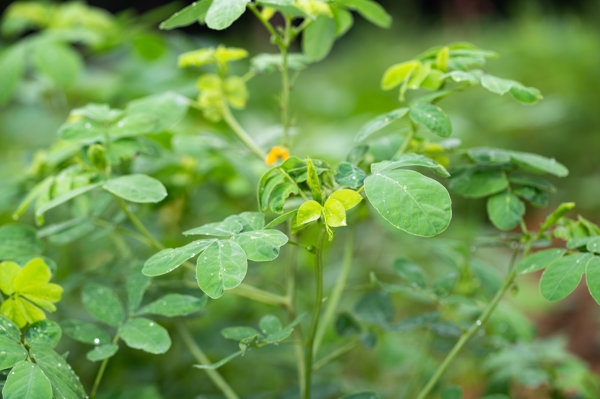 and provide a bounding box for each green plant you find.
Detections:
[1,1,599,399]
